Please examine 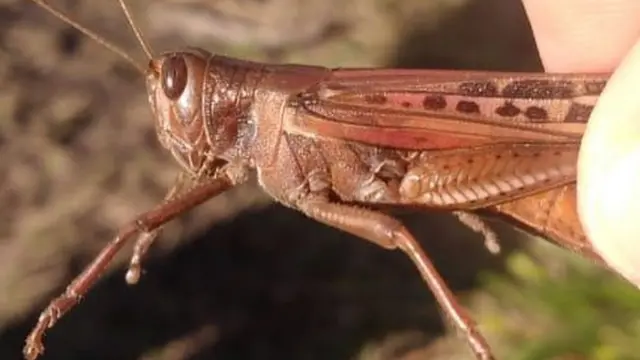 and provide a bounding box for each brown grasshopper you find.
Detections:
[24,1,612,359]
